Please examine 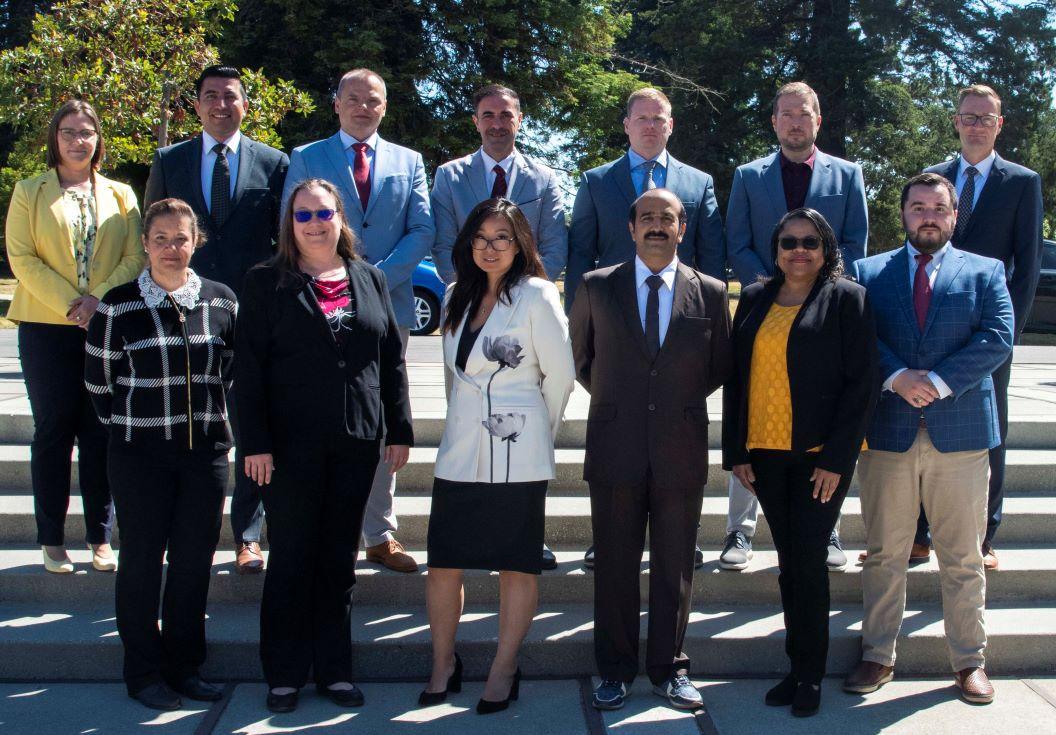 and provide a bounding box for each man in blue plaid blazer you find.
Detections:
[844,173,1012,705]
